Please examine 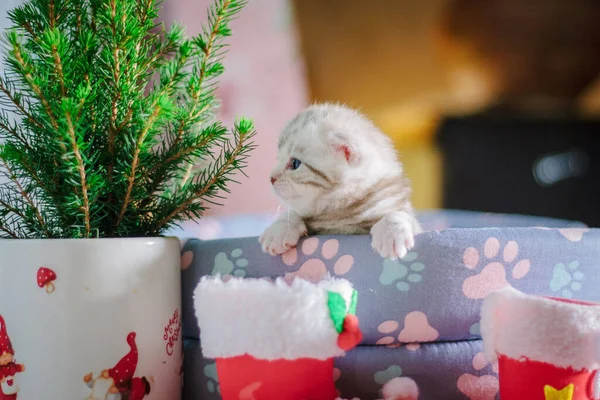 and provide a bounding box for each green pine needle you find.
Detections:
[0,0,254,238]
